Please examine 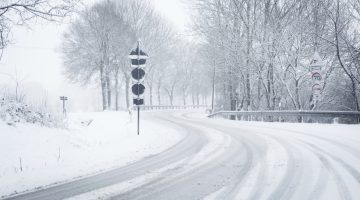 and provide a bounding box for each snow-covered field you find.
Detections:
[0,111,182,197]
